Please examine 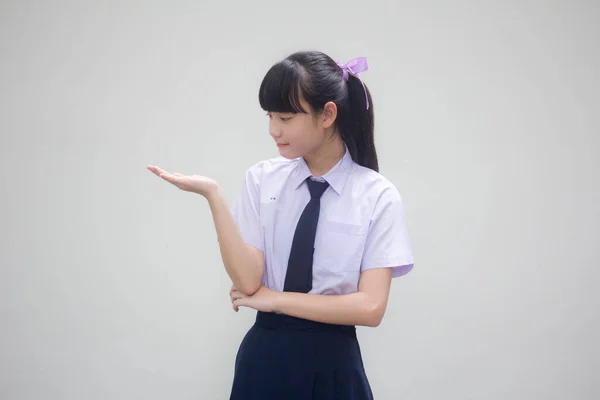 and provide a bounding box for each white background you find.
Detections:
[1,1,599,399]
